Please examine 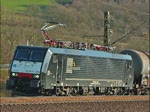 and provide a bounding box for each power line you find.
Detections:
[110,20,147,46]
[100,1,149,16]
